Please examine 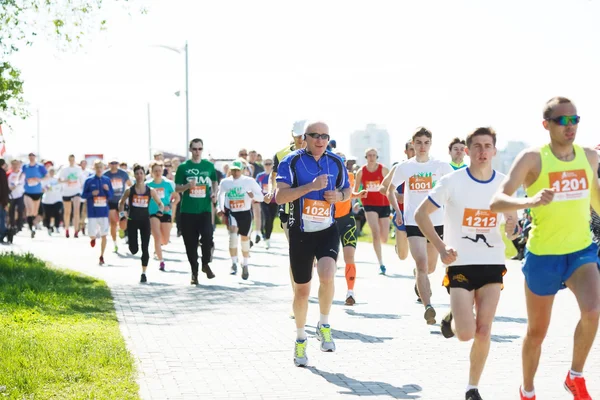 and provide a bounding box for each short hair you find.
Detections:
[249,150,257,154]
[154,152,163,157]
[466,127,497,148]
[189,138,203,148]
[404,140,413,151]
[149,161,163,170]
[448,137,466,151]
[133,164,145,174]
[68,154,75,158]
[0,159,6,168]
[94,160,103,167]
[364,148,378,156]
[412,127,432,141]
[543,97,574,120]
